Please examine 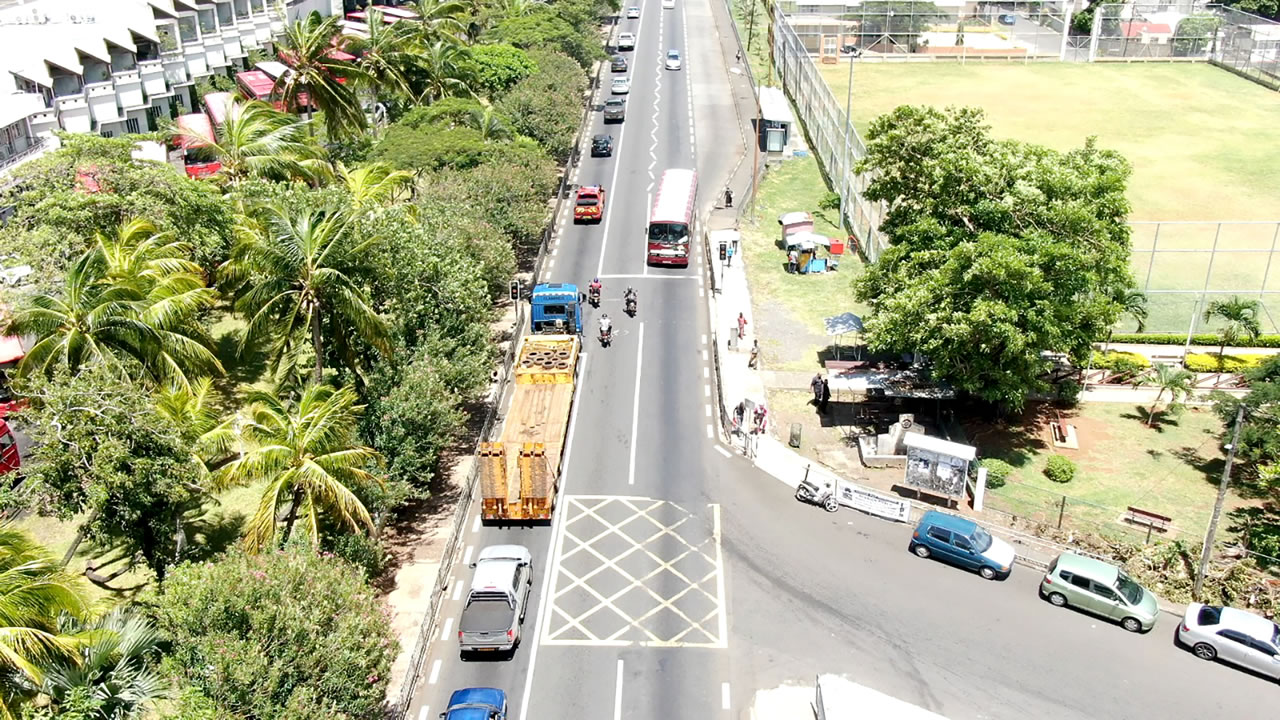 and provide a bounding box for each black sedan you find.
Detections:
[611,55,628,72]
[591,134,614,157]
